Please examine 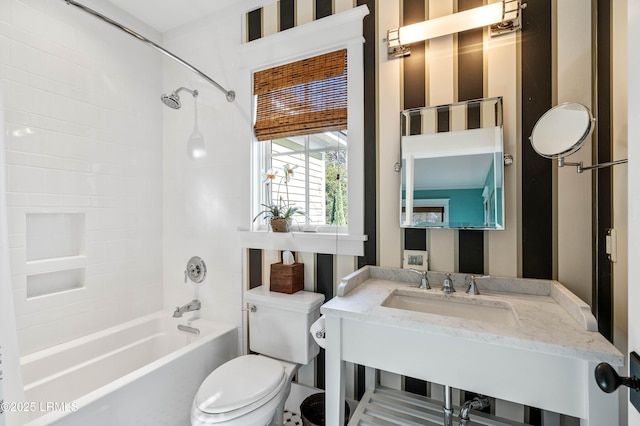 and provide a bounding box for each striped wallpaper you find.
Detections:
[393,0,612,343]
[243,0,377,399]
[395,0,612,423]
[245,0,358,43]
[398,0,551,422]
[243,0,612,422]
